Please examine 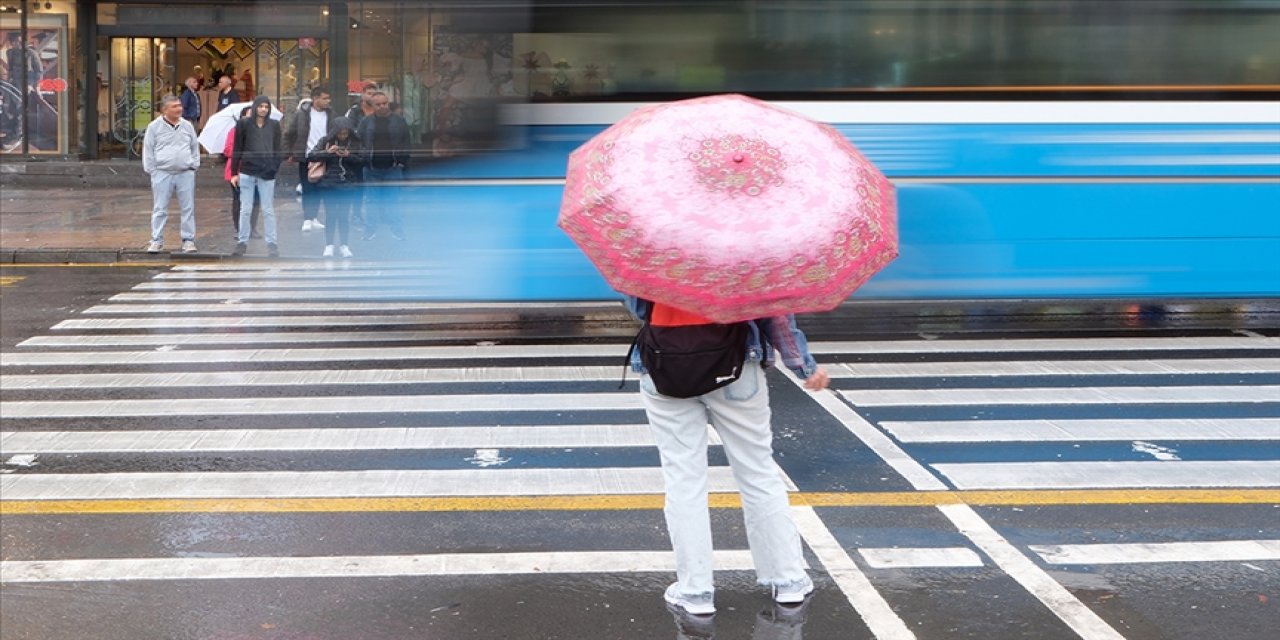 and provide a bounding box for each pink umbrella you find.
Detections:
[559,94,897,323]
